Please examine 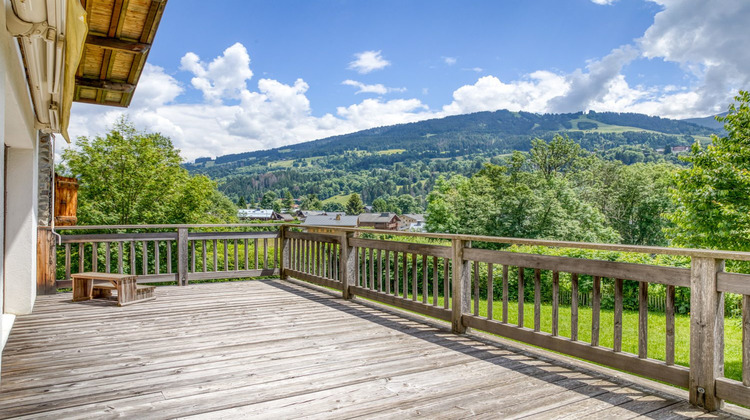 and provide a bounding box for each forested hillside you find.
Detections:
[185,109,718,209]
